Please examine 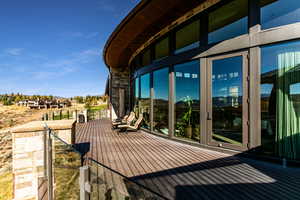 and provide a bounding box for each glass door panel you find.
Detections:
[208,52,248,150]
